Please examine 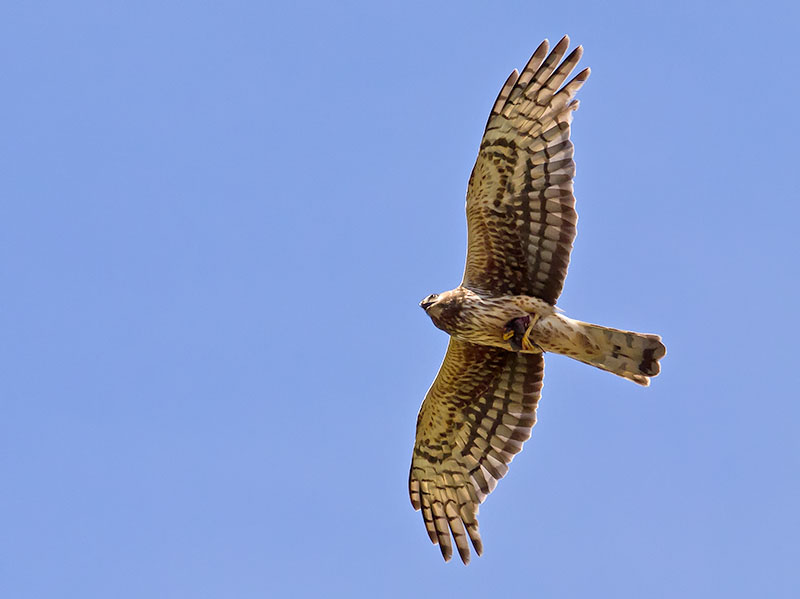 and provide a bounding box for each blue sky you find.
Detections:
[2,1,799,597]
